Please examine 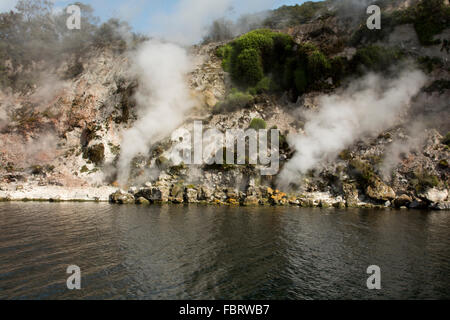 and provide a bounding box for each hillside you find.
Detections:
[0,0,449,209]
